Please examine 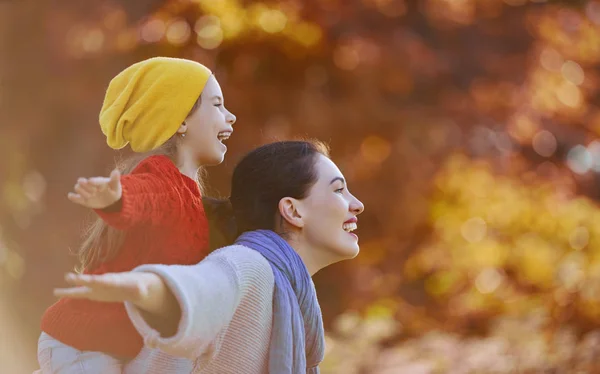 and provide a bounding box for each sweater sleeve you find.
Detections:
[94,155,200,230]
[124,245,273,360]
